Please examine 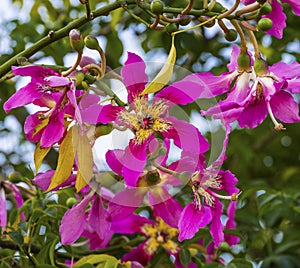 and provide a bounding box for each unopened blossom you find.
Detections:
[241,0,300,39]
[82,52,209,186]
[201,46,300,130]
[4,65,83,147]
